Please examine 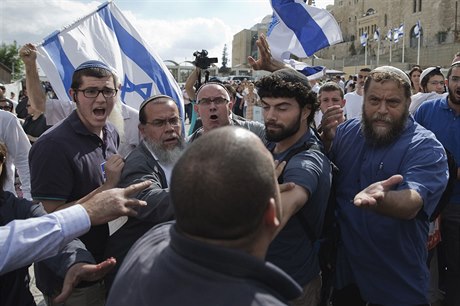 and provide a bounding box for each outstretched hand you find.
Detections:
[54,258,116,303]
[248,33,286,72]
[81,180,151,225]
[354,175,403,207]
